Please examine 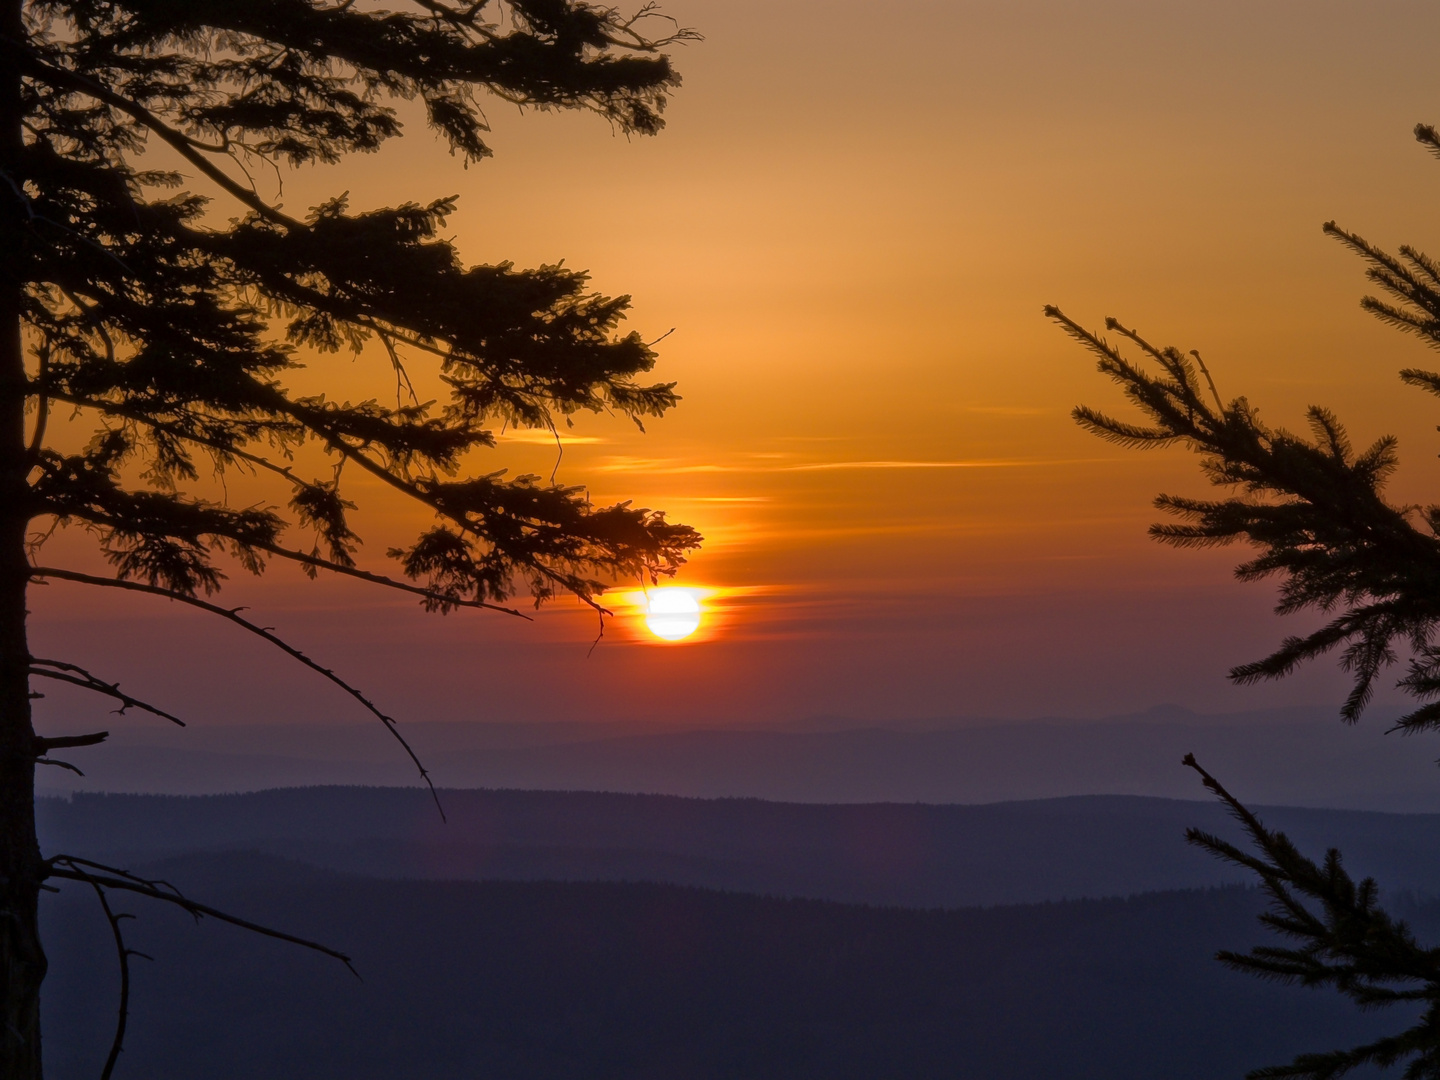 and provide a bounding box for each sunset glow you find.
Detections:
[24,5,1440,1076]
[28,1,1440,729]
